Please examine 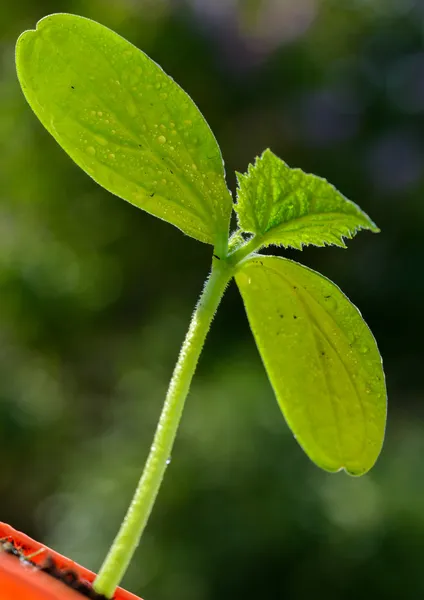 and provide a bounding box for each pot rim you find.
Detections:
[0,523,141,600]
